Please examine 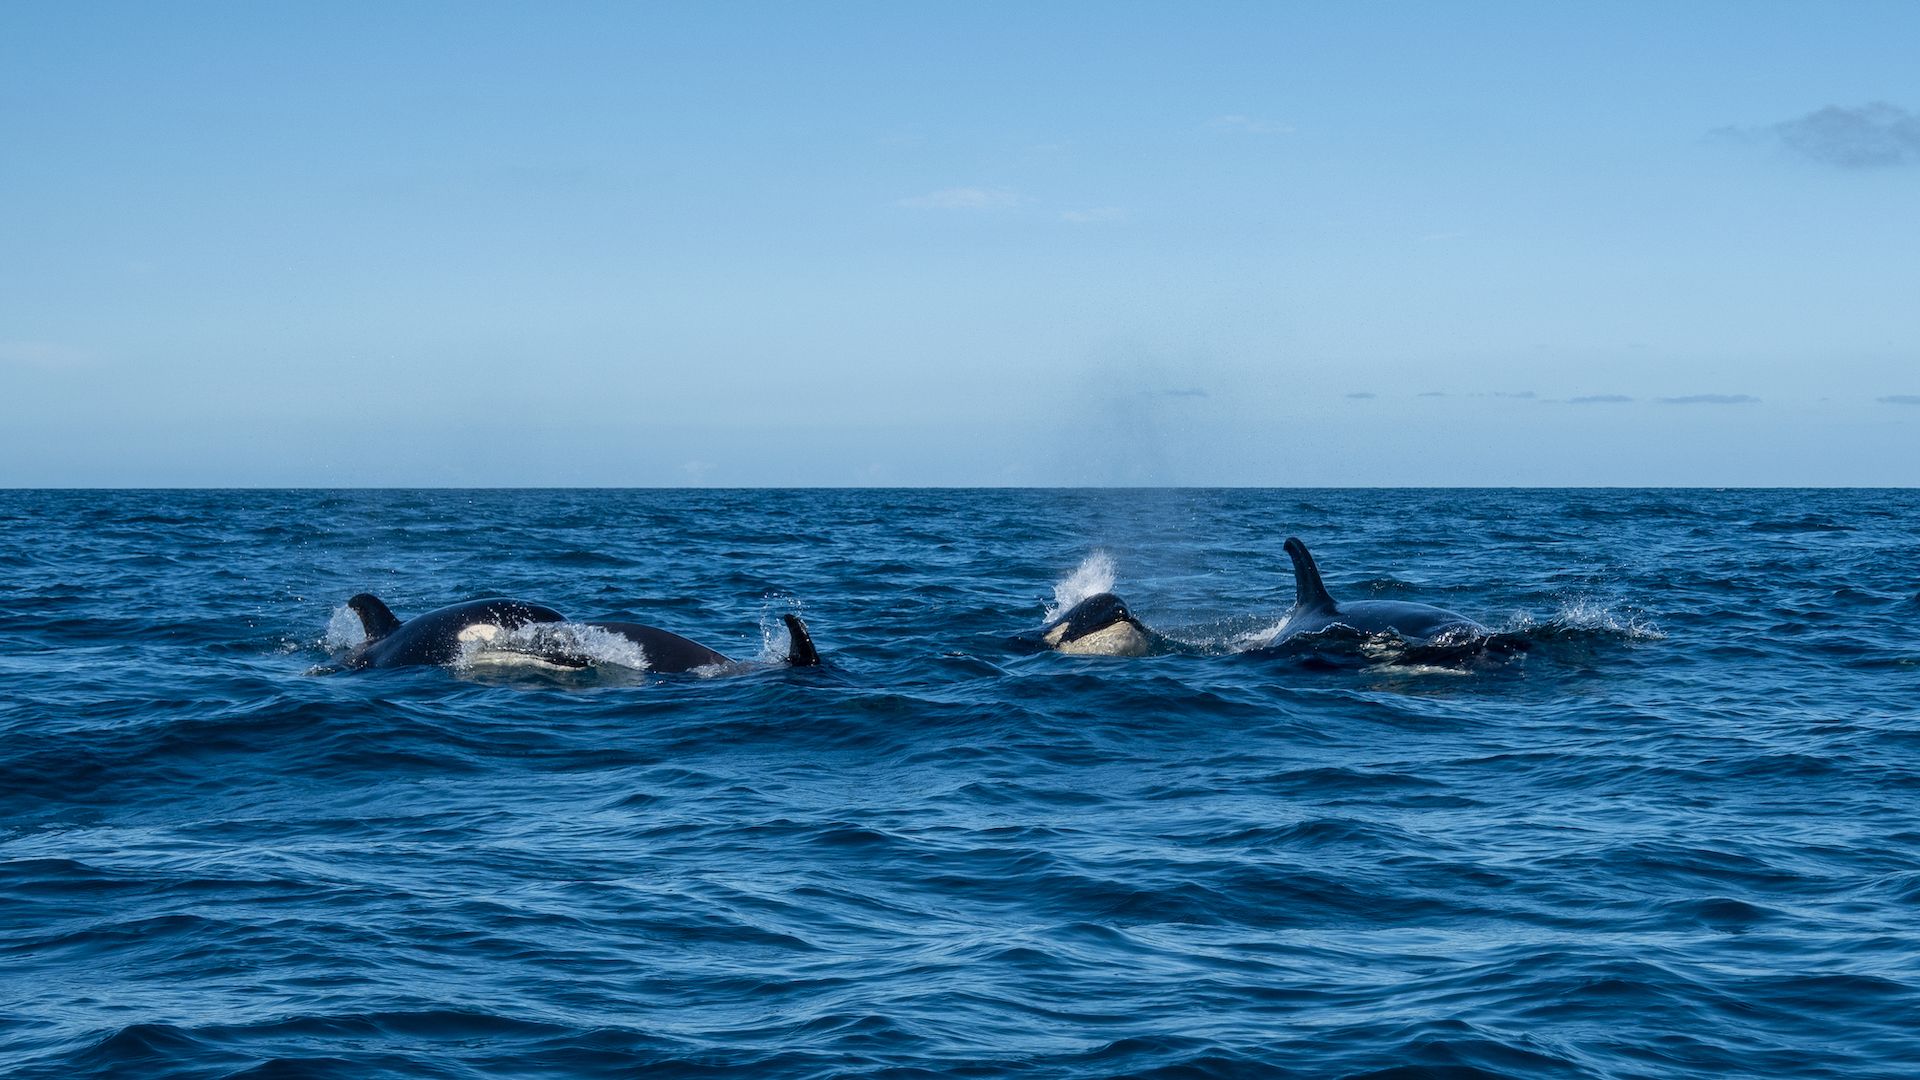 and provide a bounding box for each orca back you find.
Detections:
[351,597,568,668]
[587,621,733,672]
